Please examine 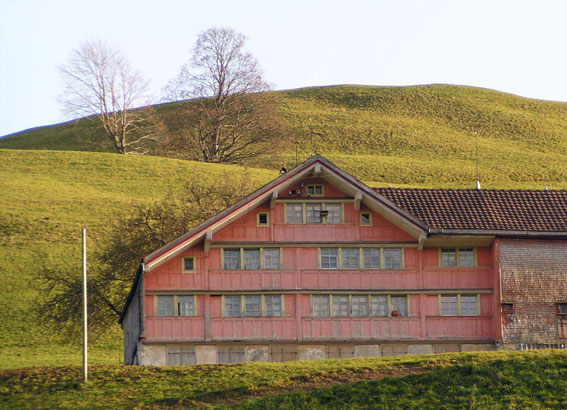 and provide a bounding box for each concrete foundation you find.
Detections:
[246,345,270,362]
[460,344,496,352]
[354,344,381,358]
[408,344,434,355]
[195,345,217,364]
[298,345,326,361]
[141,344,166,366]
